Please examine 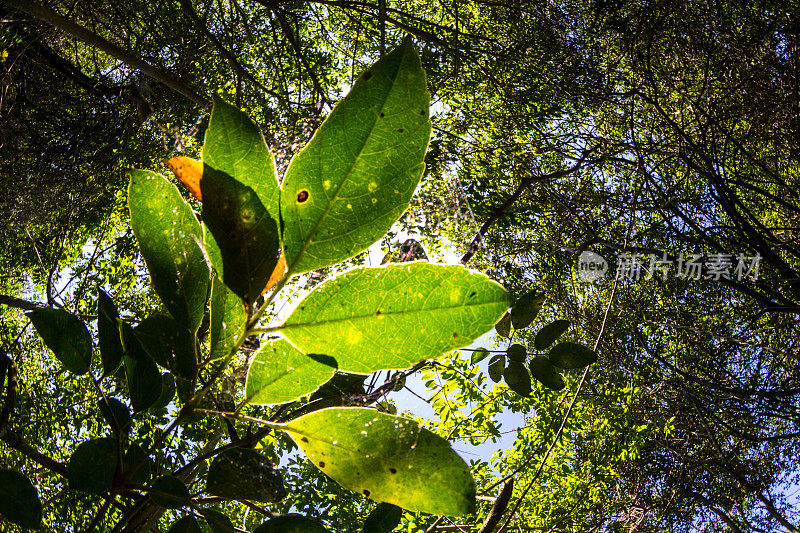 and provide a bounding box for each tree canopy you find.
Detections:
[0,0,798,532]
